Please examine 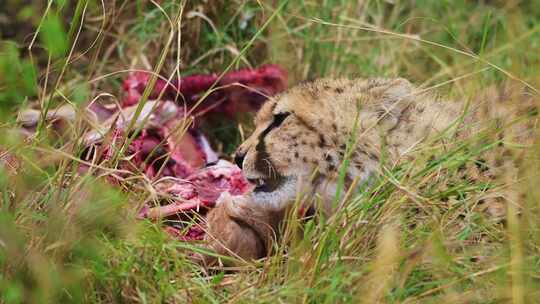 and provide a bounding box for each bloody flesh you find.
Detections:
[17,65,287,241]
[103,65,285,240]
